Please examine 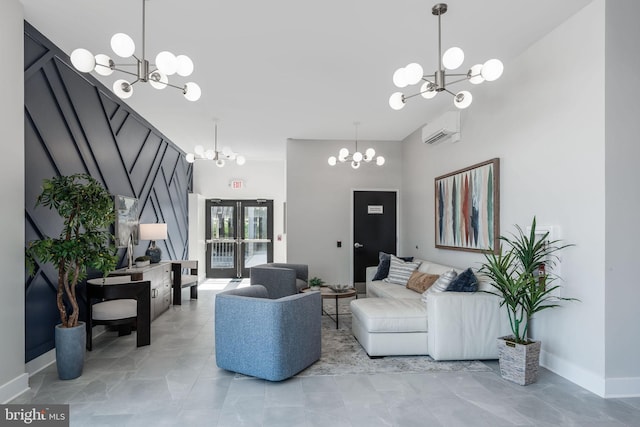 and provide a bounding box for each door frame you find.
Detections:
[350,188,400,285]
